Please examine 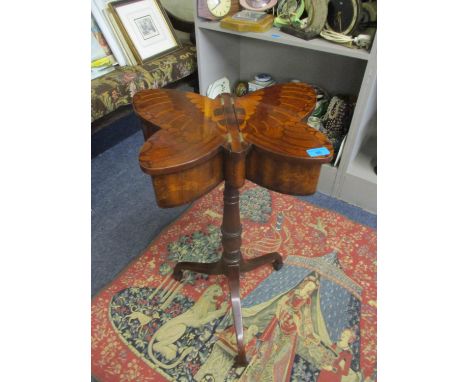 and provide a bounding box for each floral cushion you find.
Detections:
[91,44,197,122]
